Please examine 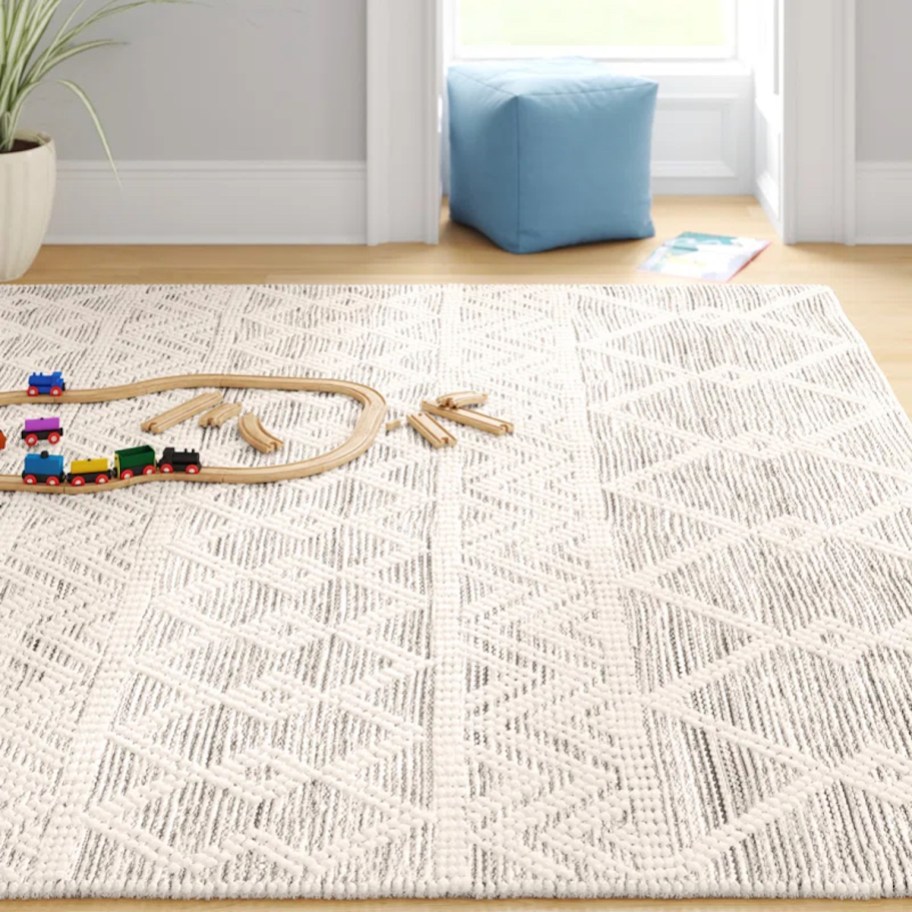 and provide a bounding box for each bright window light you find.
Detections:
[455,0,737,60]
